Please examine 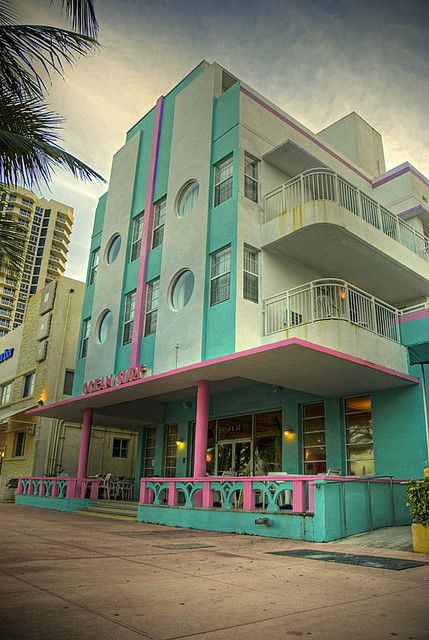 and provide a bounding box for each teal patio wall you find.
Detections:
[16,495,96,513]
[202,82,240,360]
